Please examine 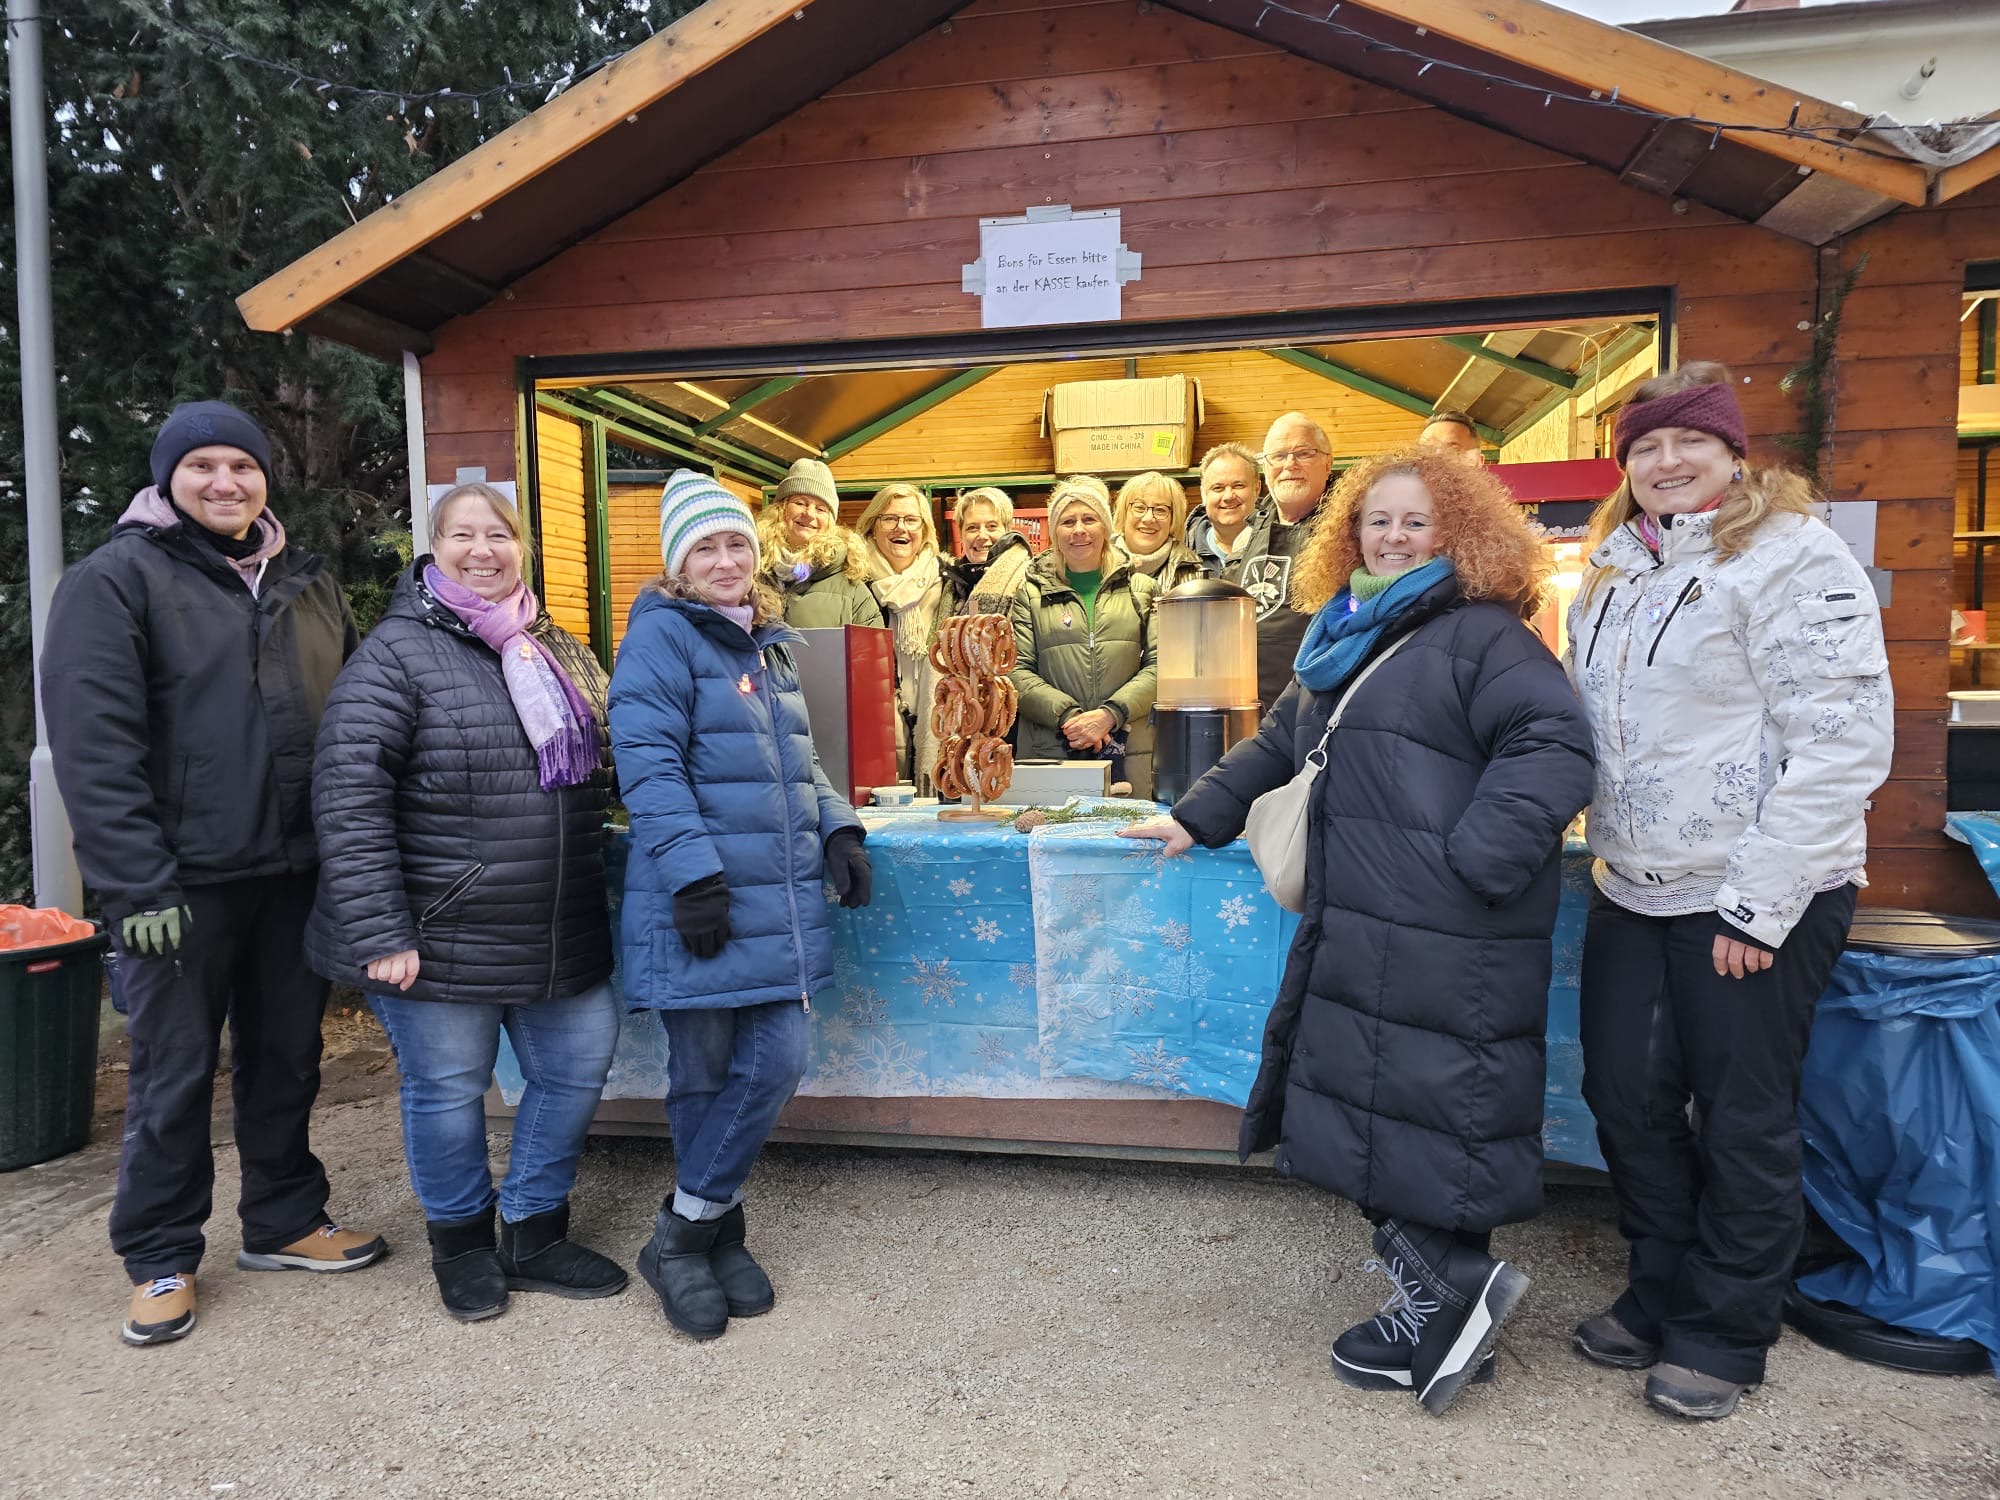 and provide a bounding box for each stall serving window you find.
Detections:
[520,300,1664,668]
